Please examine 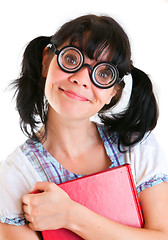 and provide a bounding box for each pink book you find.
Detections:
[42,164,143,239]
